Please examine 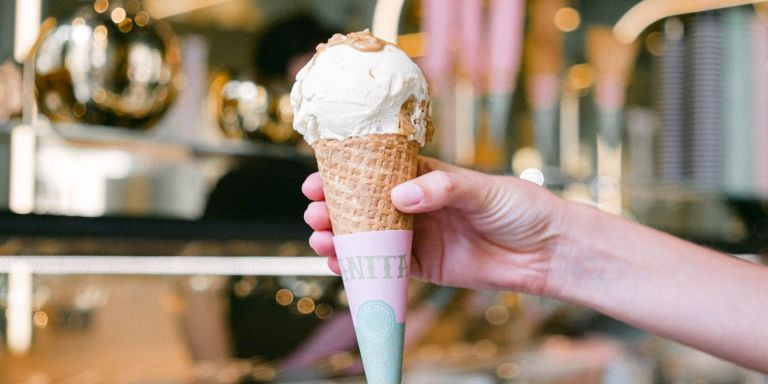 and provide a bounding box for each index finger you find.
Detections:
[301,172,325,201]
